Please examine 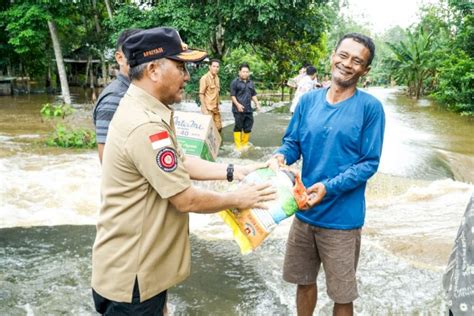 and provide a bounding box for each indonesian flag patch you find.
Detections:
[149,131,172,150]
[156,147,177,172]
